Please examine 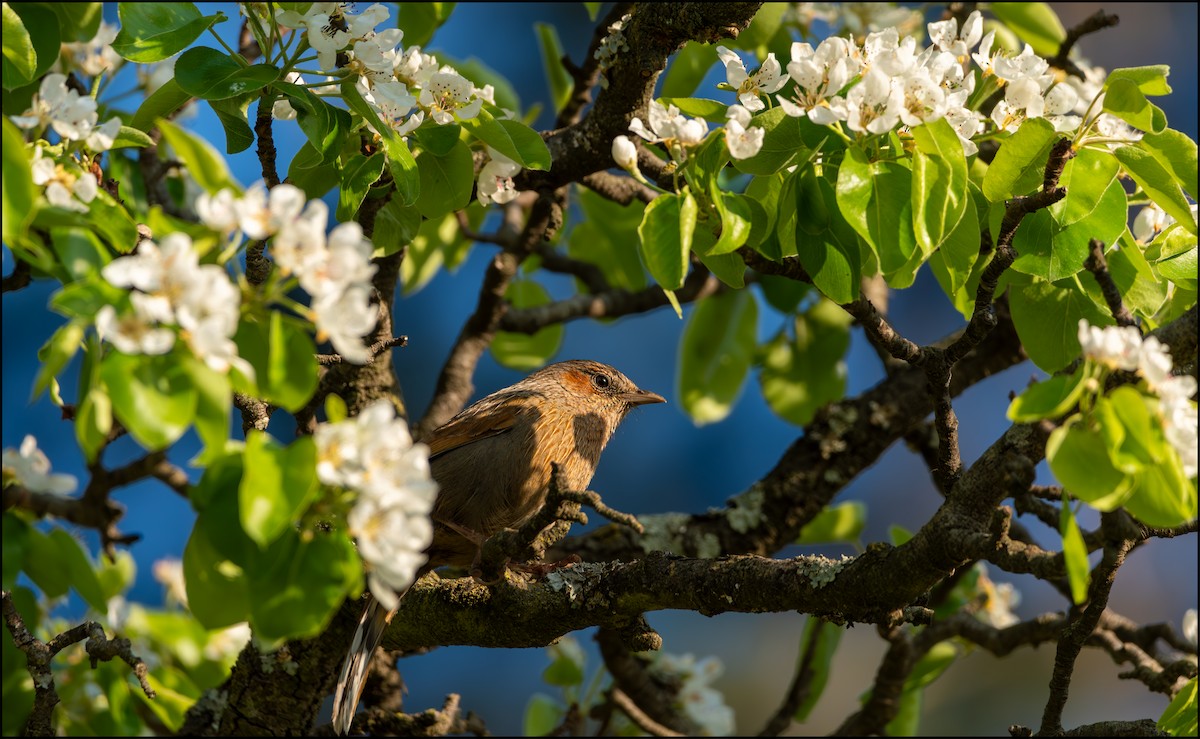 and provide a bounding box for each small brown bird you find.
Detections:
[332,359,665,734]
